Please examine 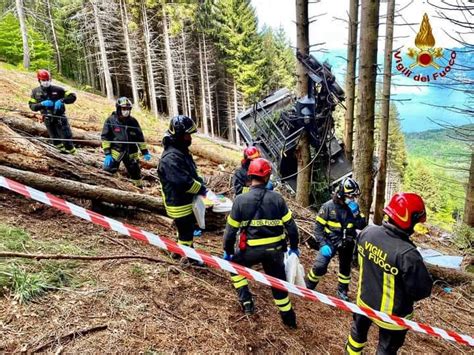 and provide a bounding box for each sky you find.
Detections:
[251,0,473,132]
